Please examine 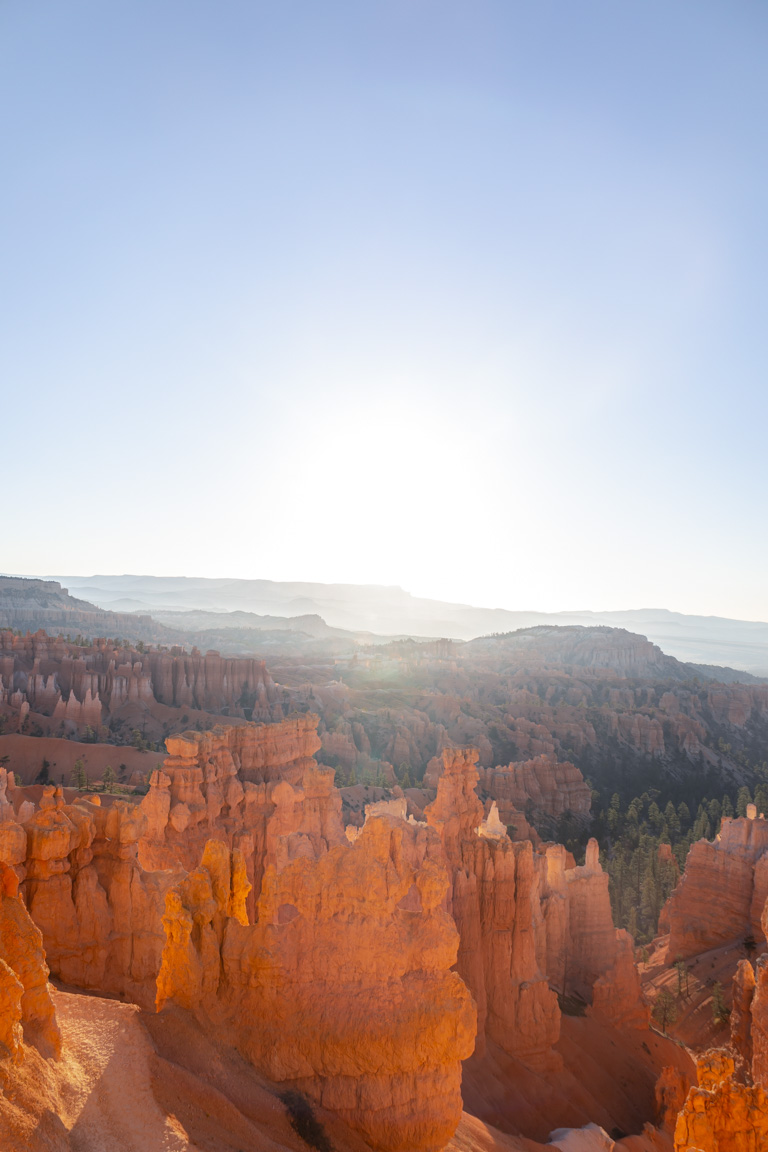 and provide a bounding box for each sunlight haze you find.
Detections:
[3,2,767,618]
